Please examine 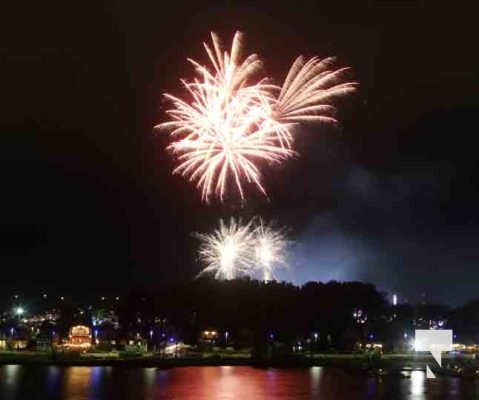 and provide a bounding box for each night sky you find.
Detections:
[1,1,478,304]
